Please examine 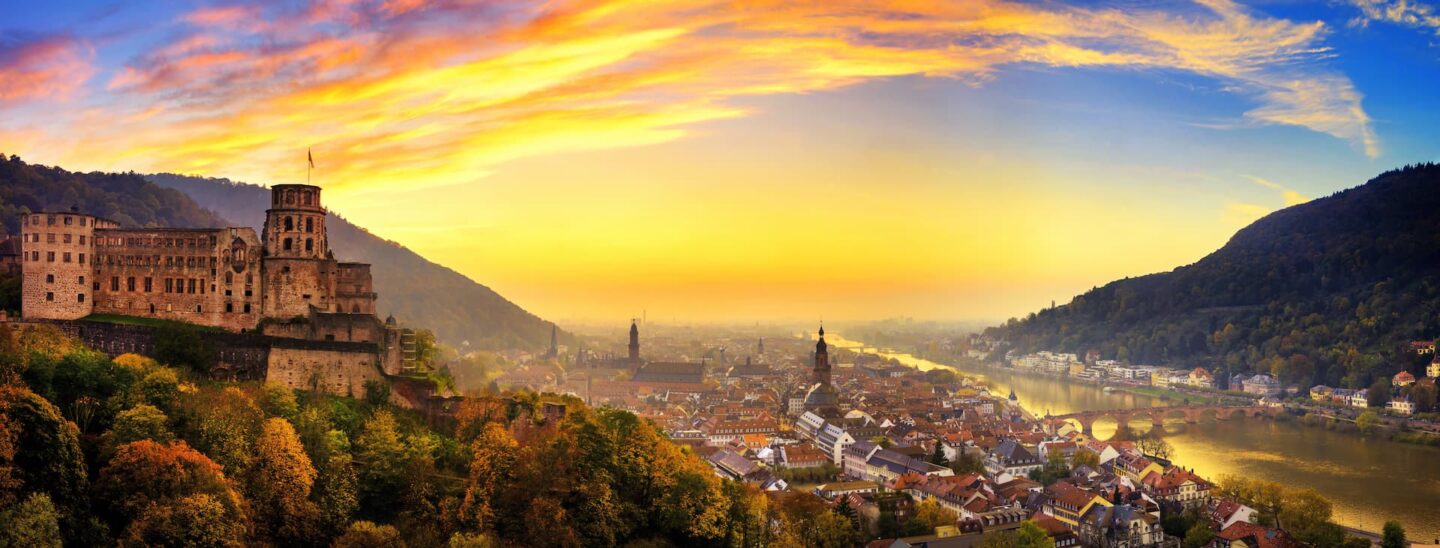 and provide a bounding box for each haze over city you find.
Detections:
[4,0,1440,323]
